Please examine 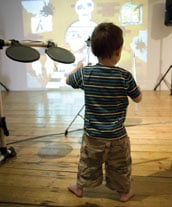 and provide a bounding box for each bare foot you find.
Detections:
[68,184,83,197]
[119,190,135,202]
